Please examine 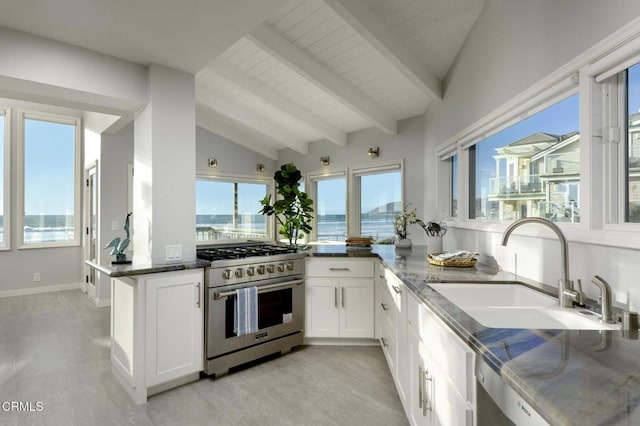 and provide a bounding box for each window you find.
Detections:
[359,171,401,242]
[451,154,458,218]
[0,109,7,248]
[352,161,403,242]
[627,62,640,222]
[470,94,580,222]
[19,111,81,247]
[308,172,346,242]
[196,178,269,241]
